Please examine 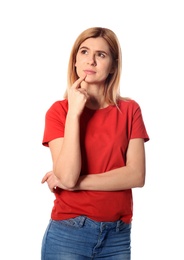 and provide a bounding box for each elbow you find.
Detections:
[136,171,146,188]
[137,178,145,188]
[132,166,145,188]
[54,169,78,190]
[62,179,78,190]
